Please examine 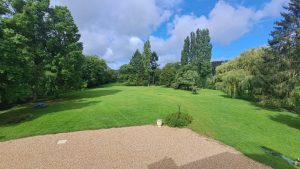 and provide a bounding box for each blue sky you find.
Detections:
[152,0,284,61]
[51,0,288,68]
